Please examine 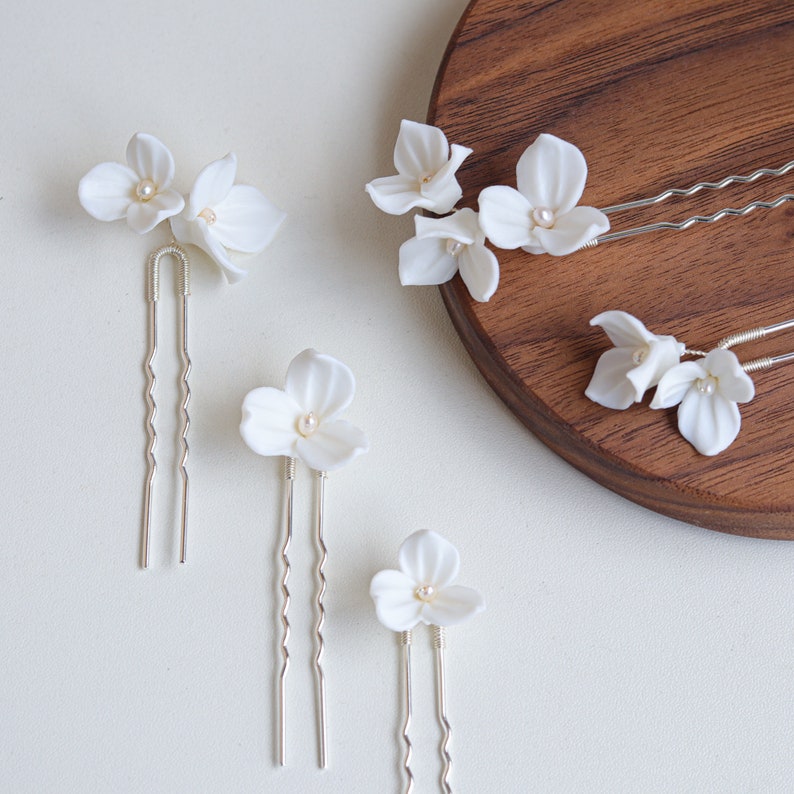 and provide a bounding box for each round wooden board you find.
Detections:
[428,0,794,538]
